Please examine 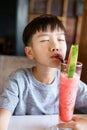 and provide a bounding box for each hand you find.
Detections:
[57,116,87,130]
